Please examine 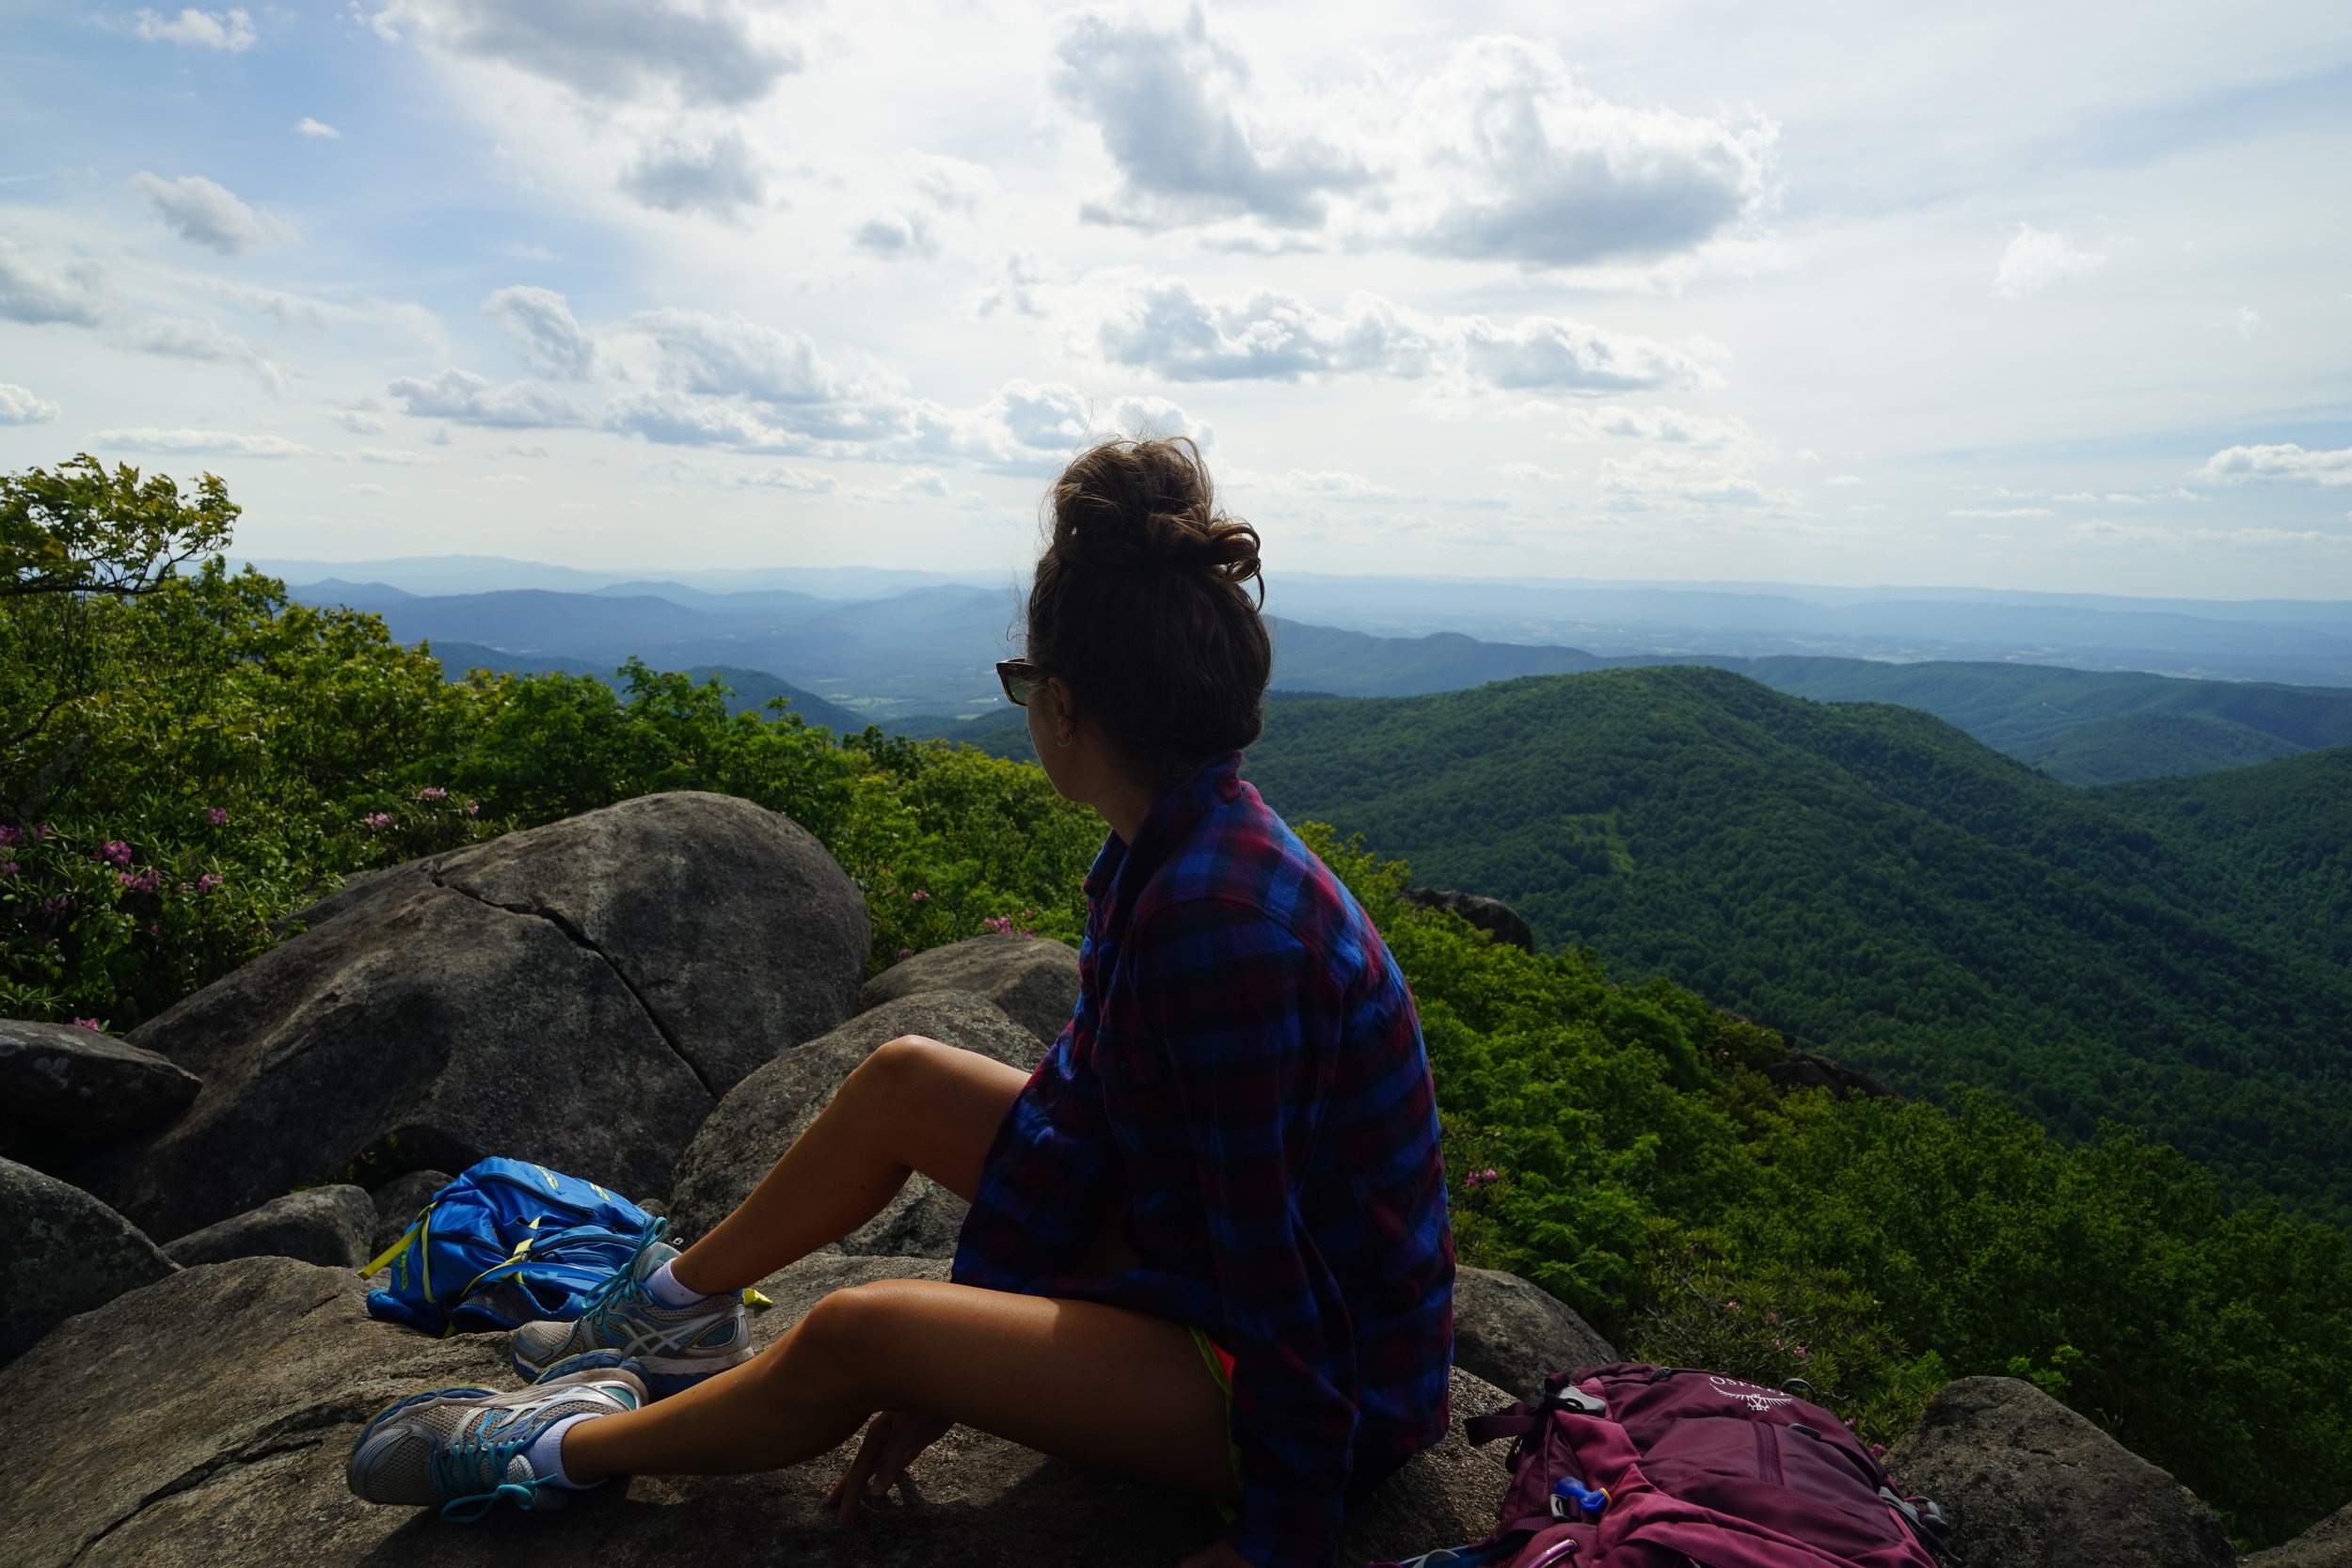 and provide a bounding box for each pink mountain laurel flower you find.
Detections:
[40,895,72,914]
[0,862,17,877]
[419,786,448,800]
[897,948,914,962]
[361,813,394,831]
[204,807,230,827]
[910,889,930,901]
[1724,1301,1740,1312]
[1462,1168,1502,1190]
[96,841,135,865]
[195,872,224,895]
[118,869,166,894]
[71,1018,103,1031]
[464,801,479,816]
[0,824,20,847]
